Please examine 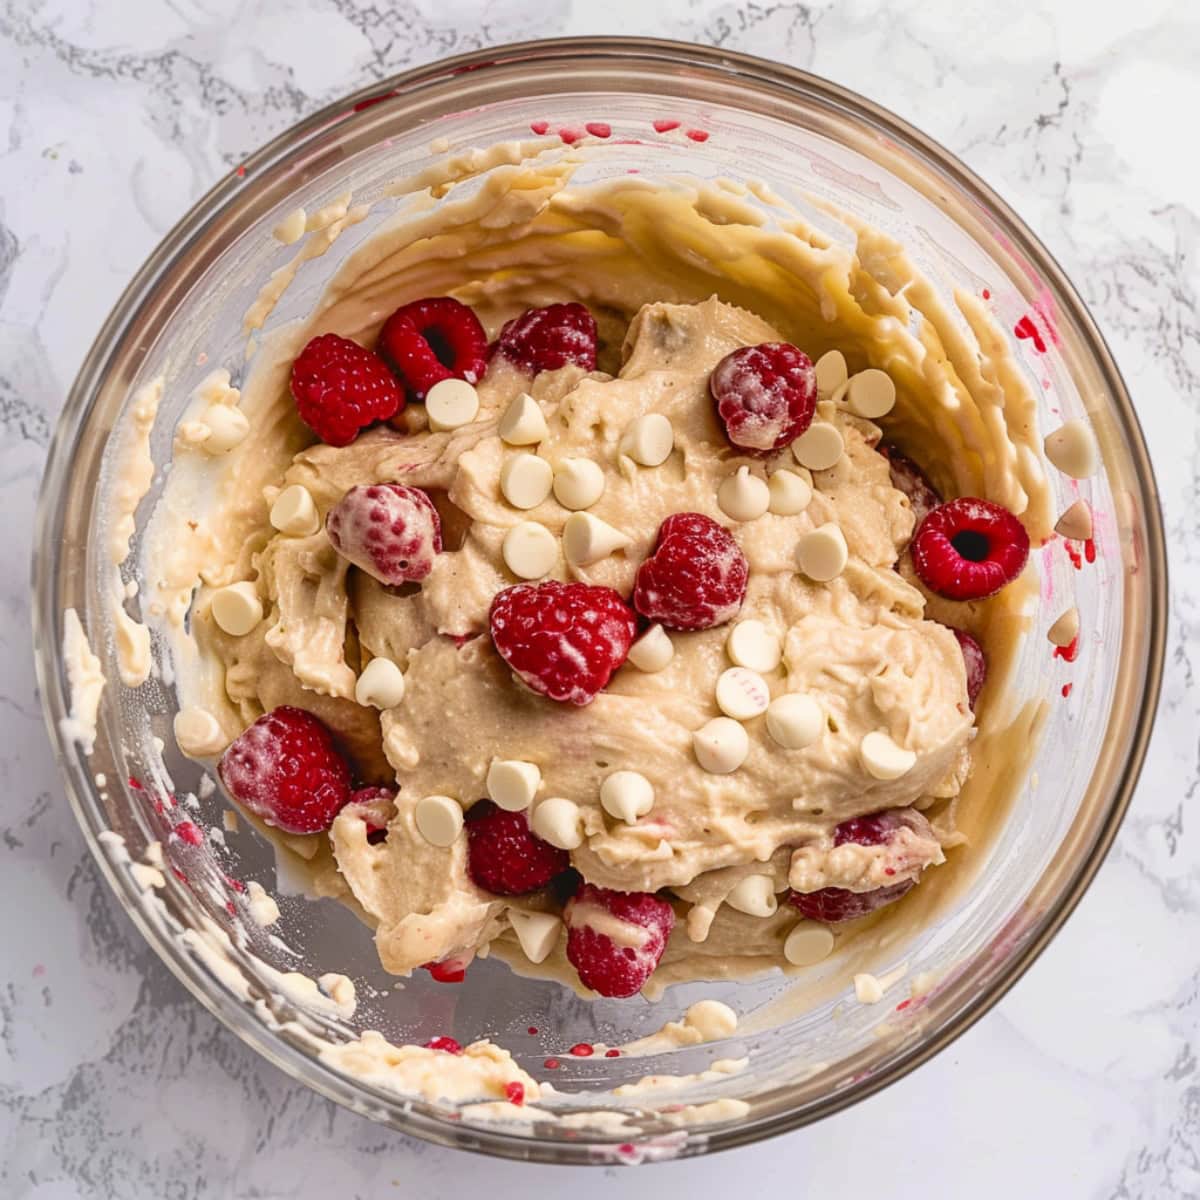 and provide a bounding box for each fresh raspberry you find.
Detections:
[218,706,351,834]
[424,1036,463,1054]
[347,785,395,843]
[505,1081,526,1106]
[289,333,403,447]
[787,880,914,924]
[833,810,905,847]
[489,580,637,705]
[326,483,443,585]
[882,446,941,525]
[377,296,488,402]
[950,627,987,708]
[709,342,816,452]
[911,498,1030,601]
[632,512,748,631]
[564,882,675,999]
[465,800,570,895]
[421,957,468,983]
[493,302,598,375]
